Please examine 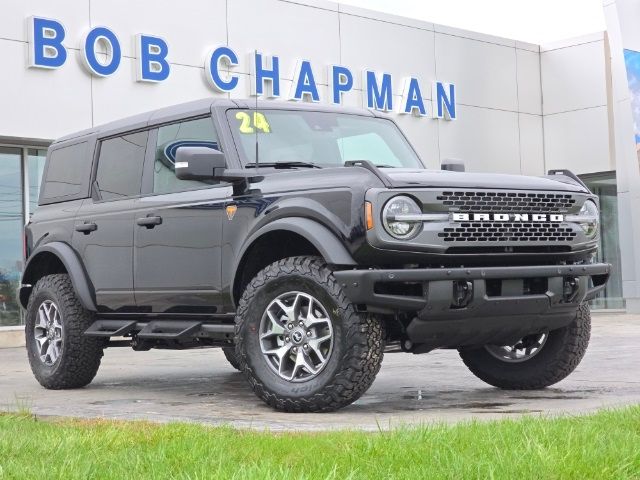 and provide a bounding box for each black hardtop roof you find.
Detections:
[53,99,378,145]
